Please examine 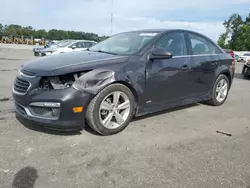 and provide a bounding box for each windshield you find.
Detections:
[88,31,159,55]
